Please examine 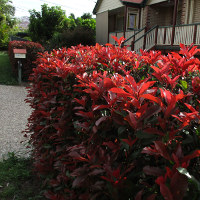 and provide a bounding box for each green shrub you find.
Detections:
[48,26,95,50]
